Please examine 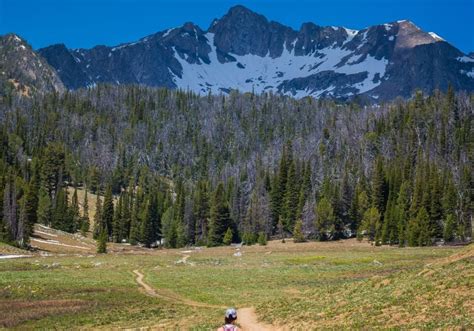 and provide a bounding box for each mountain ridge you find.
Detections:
[0,33,65,97]
[6,5,474,100]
